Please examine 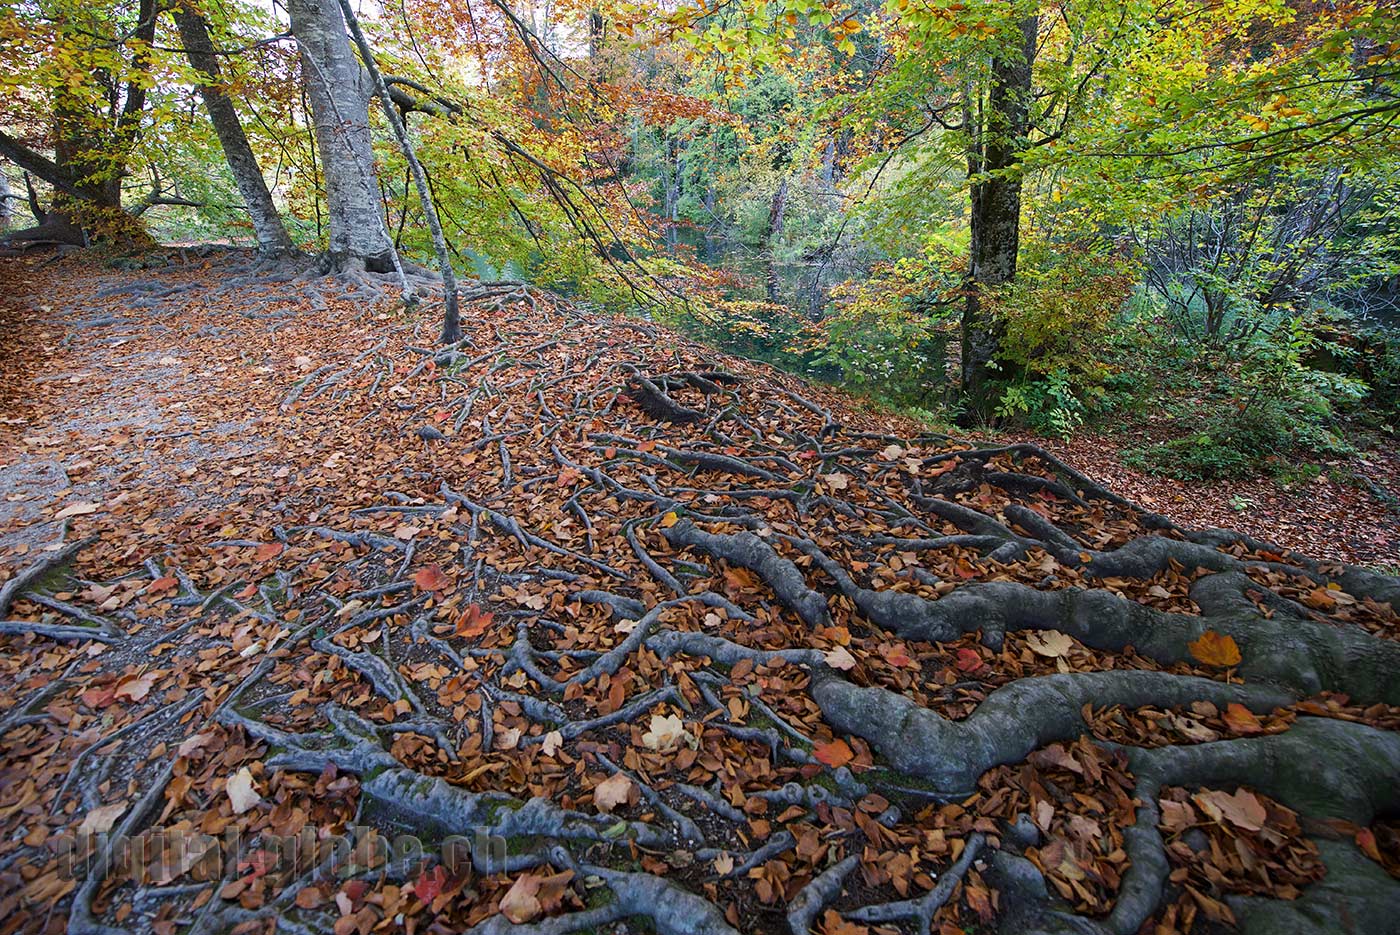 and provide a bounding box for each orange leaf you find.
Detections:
[1222,703,1263,735]
[814,739,853,768]
[253,542,284,562]
[148,576,179,594]
[955,648,984,672]
[1357,827,1382,861]
[453,603,494,638]
[1188,630,1241,668]
[413,564,452,593]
